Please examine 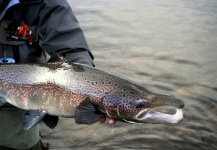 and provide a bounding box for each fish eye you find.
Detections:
[130,99,151,108]
[135,103,145,109]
